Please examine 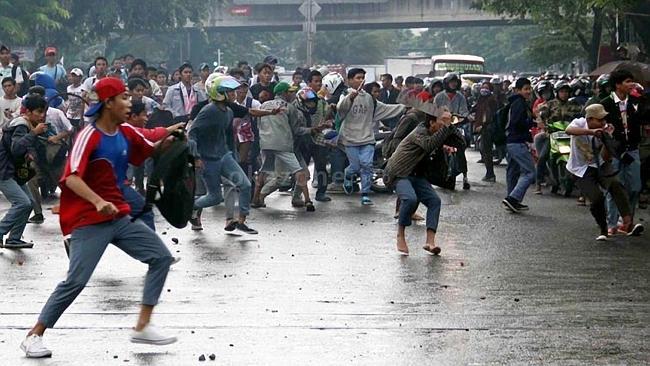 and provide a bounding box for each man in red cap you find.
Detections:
[38,47,67,90]
[21,77,178,358]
